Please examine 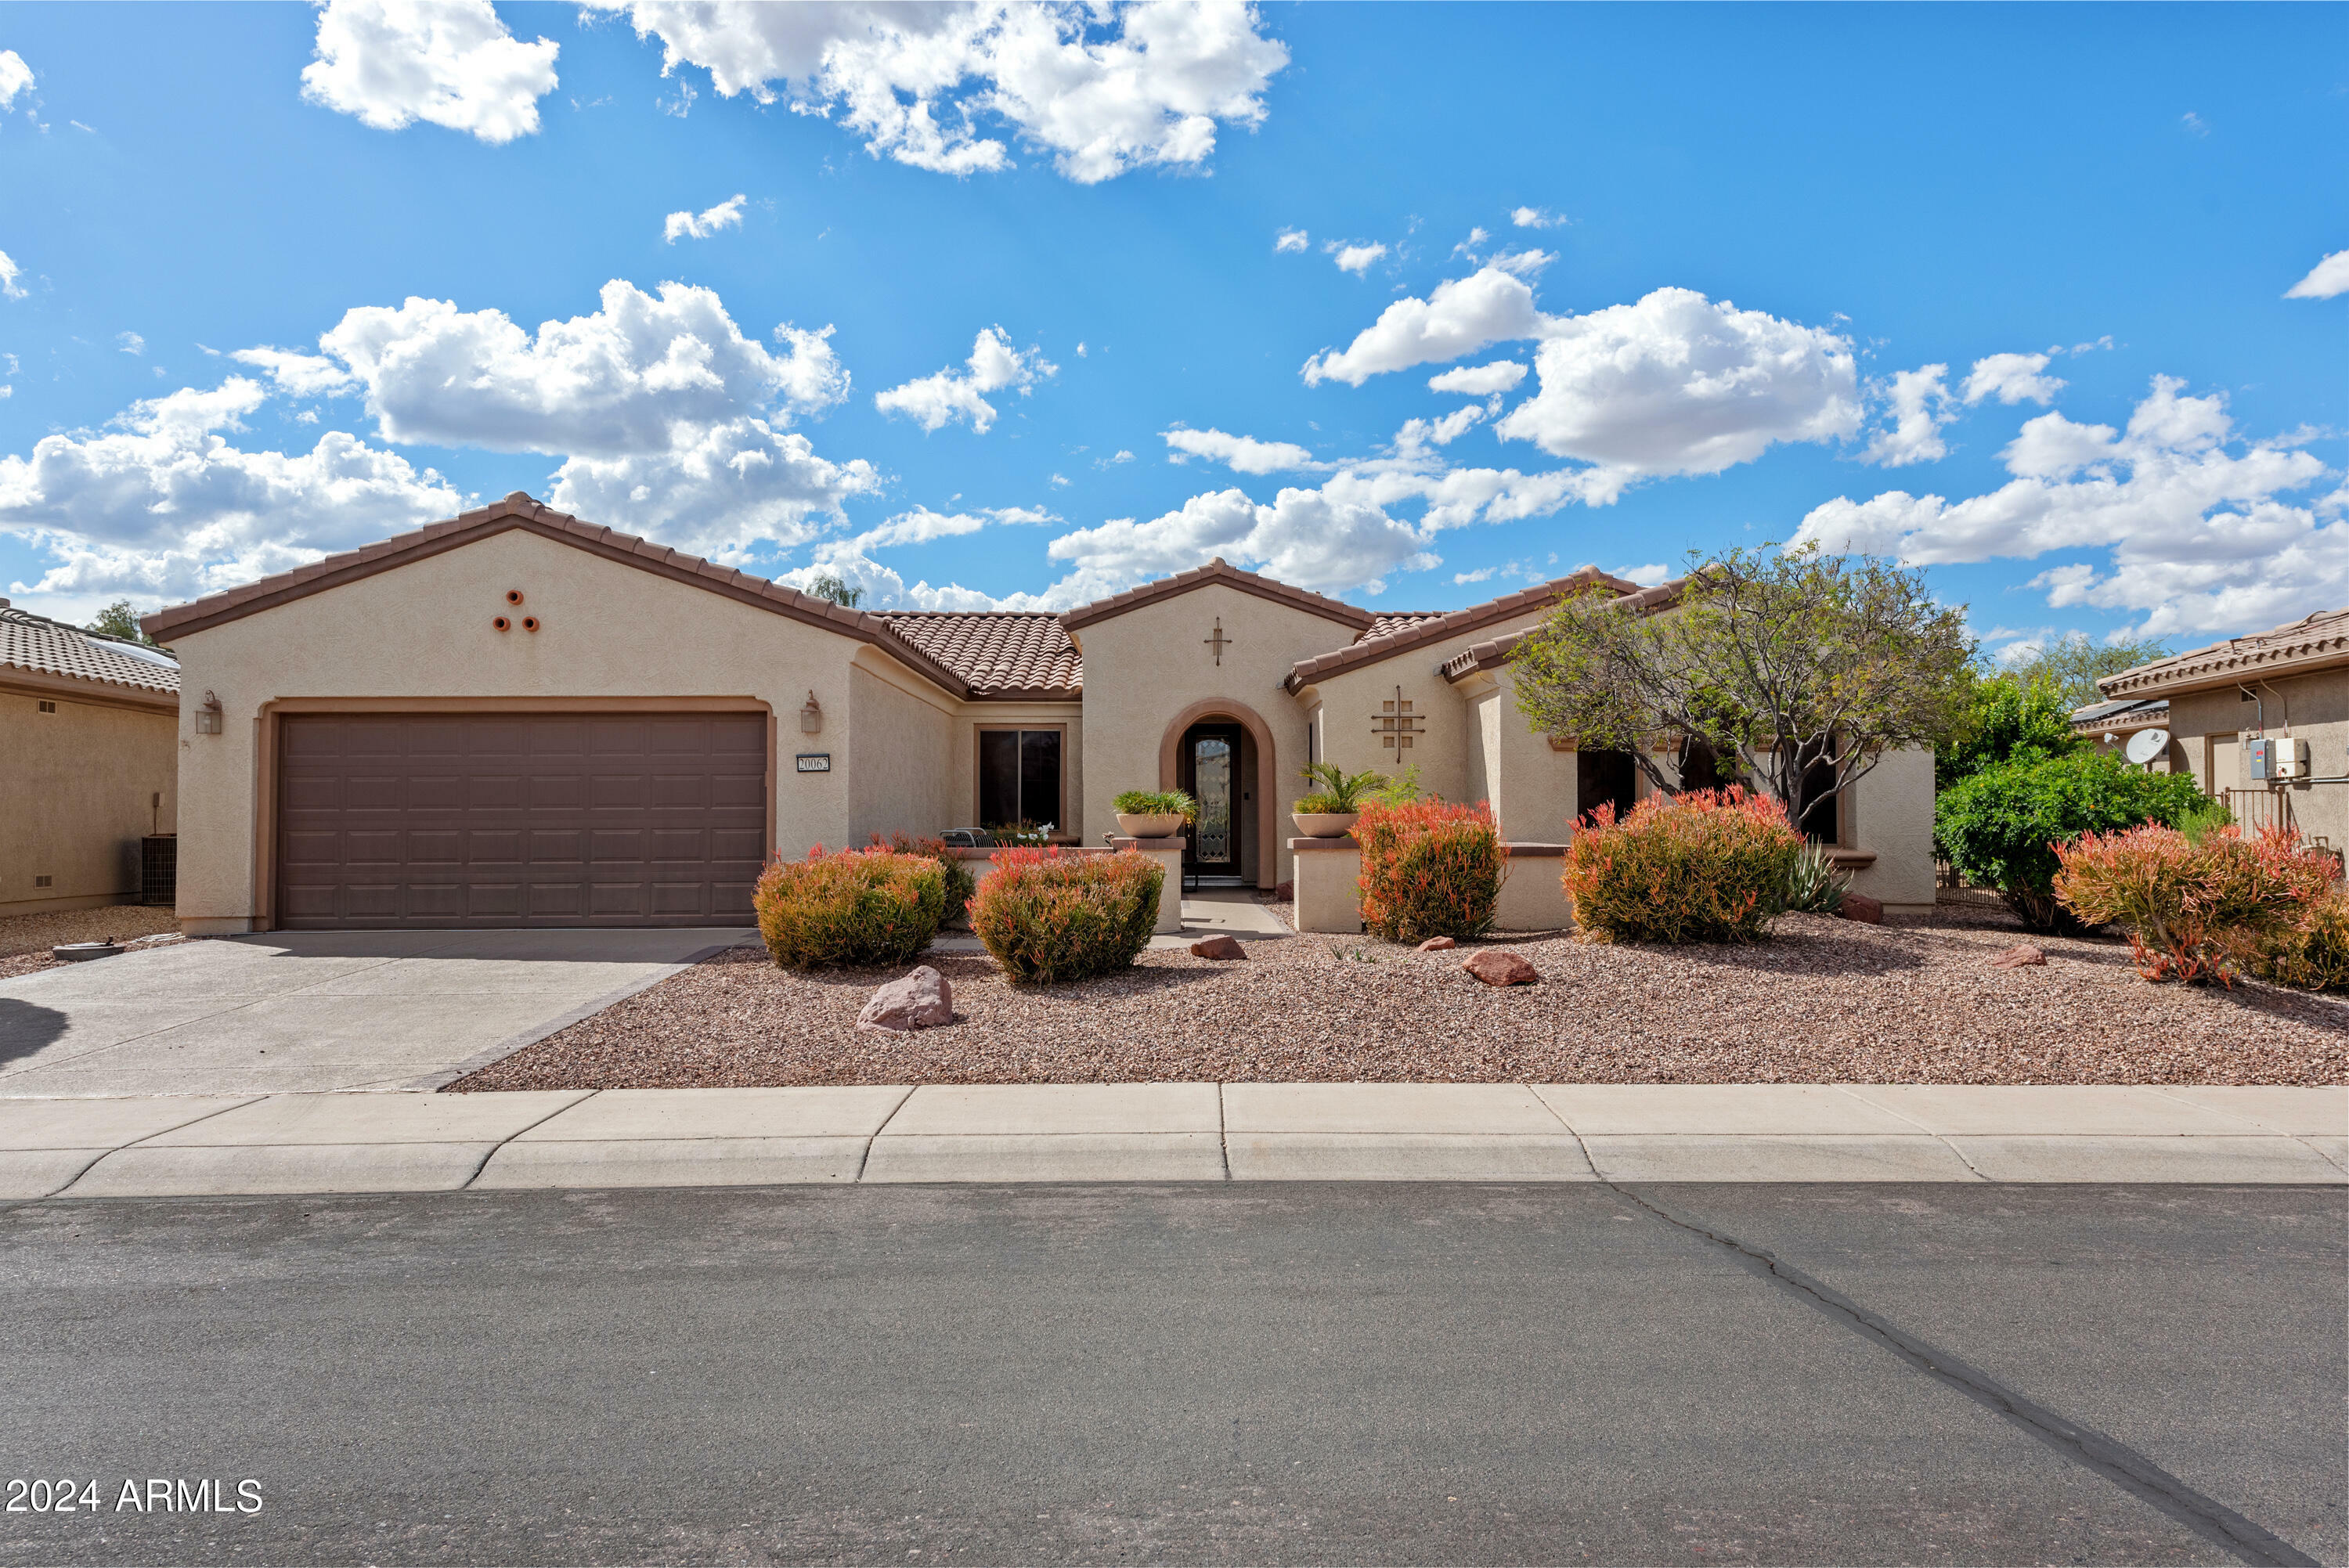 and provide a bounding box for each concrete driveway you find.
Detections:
[0,928,750,1097]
